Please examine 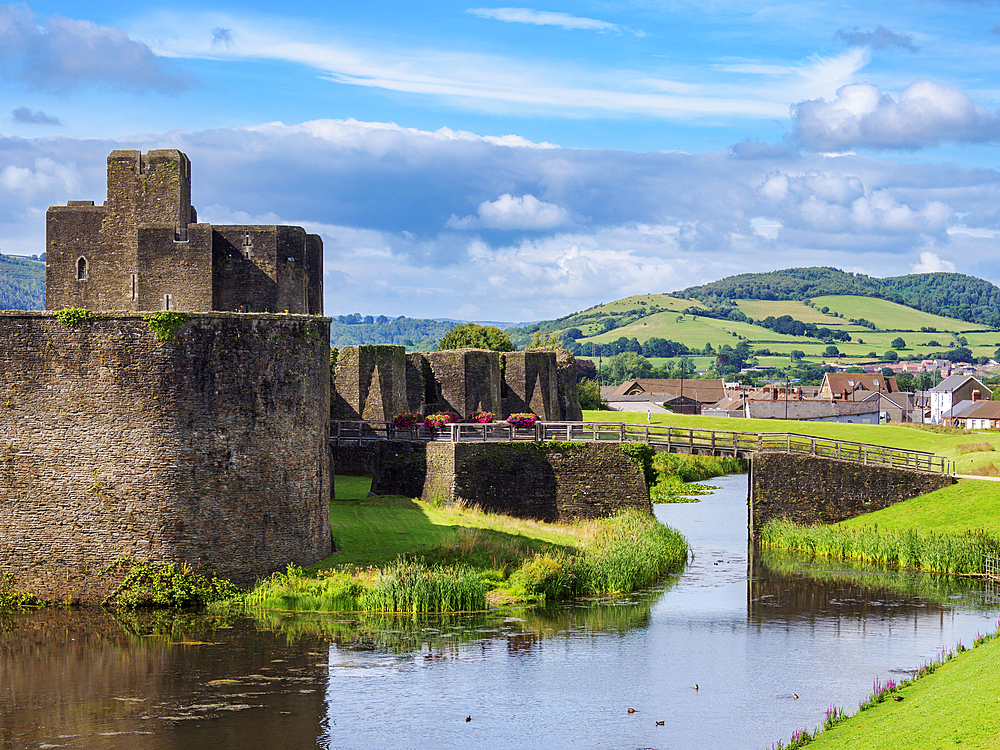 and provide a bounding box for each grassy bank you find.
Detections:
[772,629,1000,749]
[242,476,689,612]
[760,518,998,575]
